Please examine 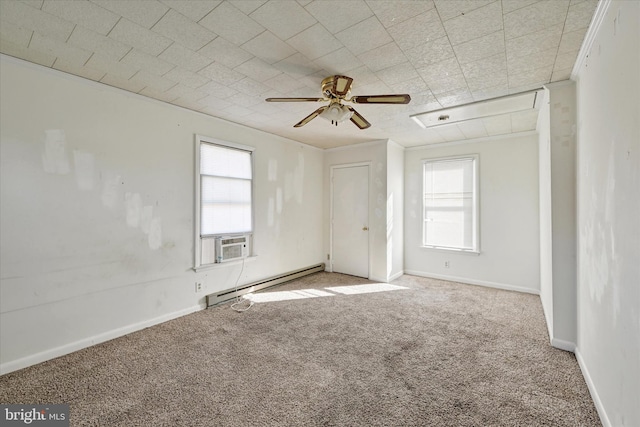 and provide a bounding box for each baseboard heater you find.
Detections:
[206,263,326,307]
